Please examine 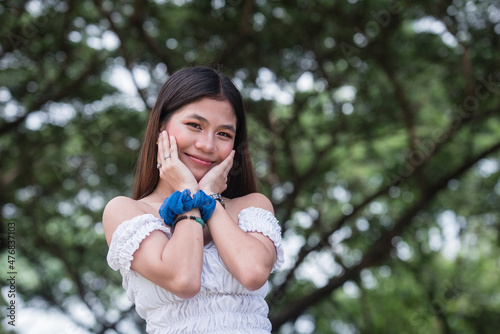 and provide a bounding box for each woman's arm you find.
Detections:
[206,193,278,291]
[104,198,204,299]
